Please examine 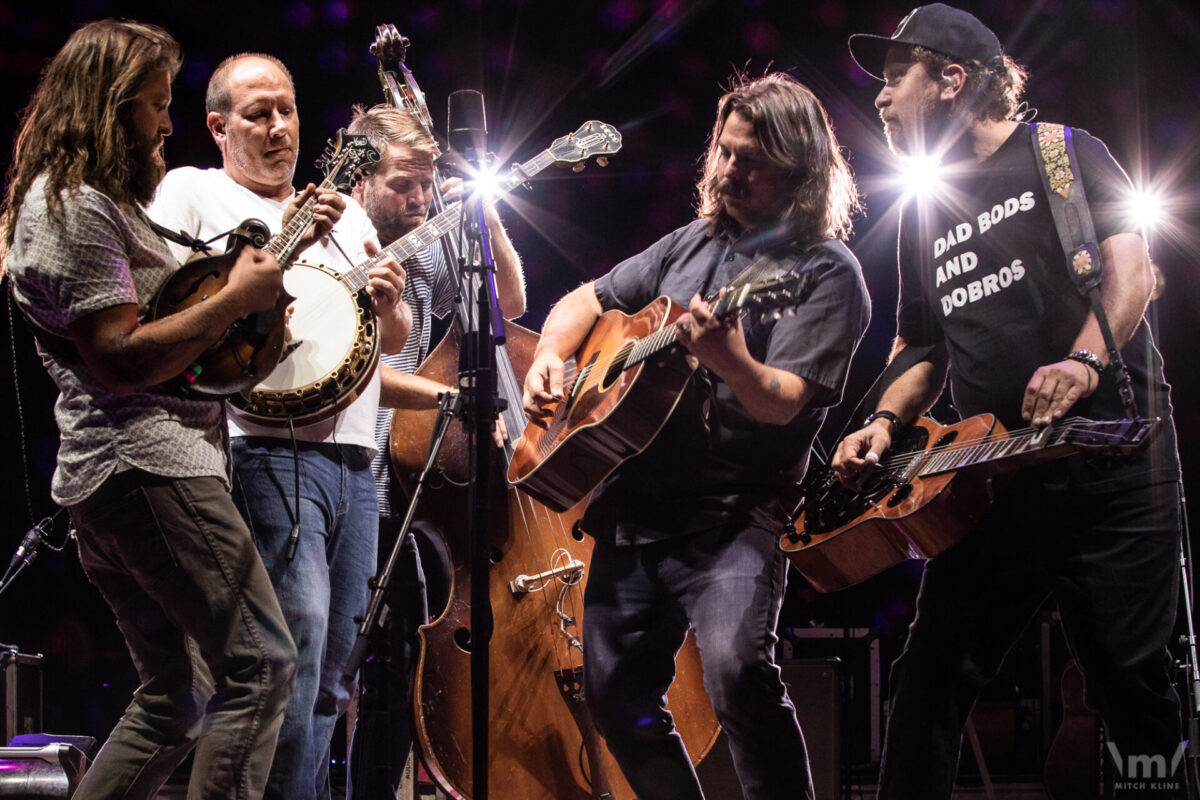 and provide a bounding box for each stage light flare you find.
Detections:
[1128,184,1166,234]
[897,155,944,201]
